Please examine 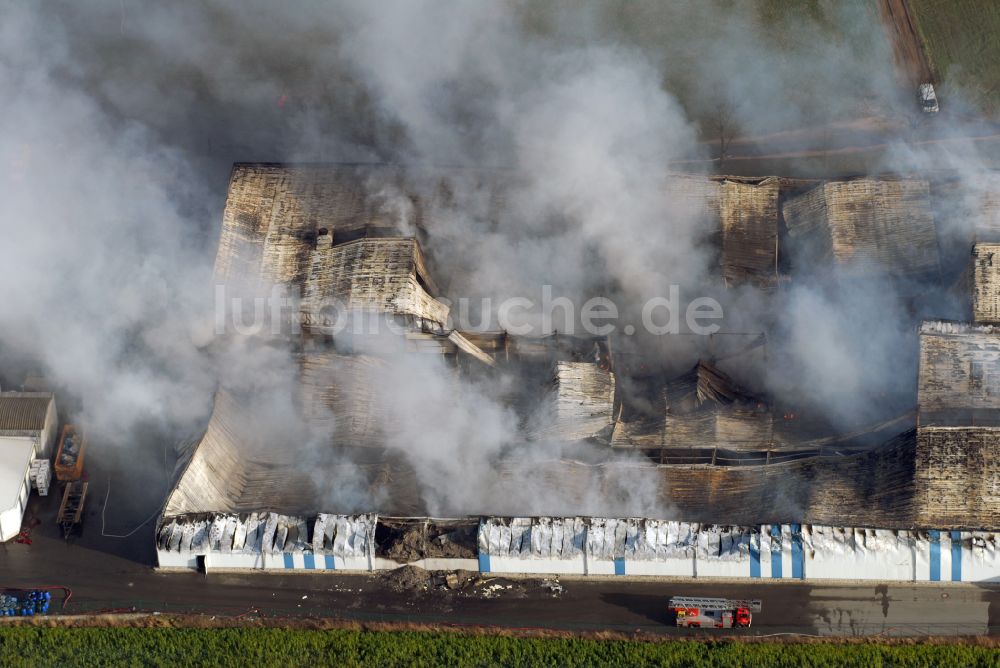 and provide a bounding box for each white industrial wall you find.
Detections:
[479,521,1000,583]
[799,528,916,581]
[371,557,478,572]
[40,400,58,458]
[0,504,22,542]
[194,554,479,574]
[626,558,694,577]
[157,515,1000,583]
[485,555,586,575]
[156,551,199,570]
[207,552,369,572]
